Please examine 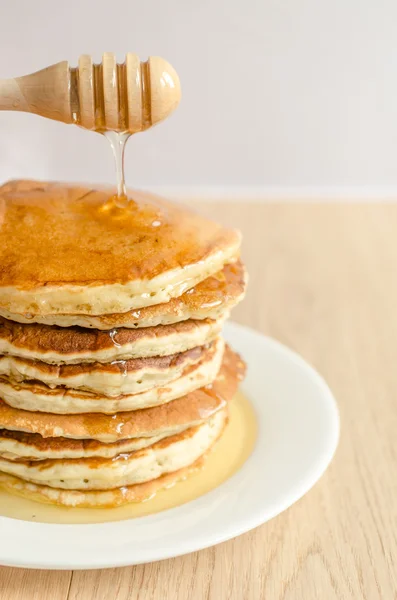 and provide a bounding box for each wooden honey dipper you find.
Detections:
[0,53,181,133]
